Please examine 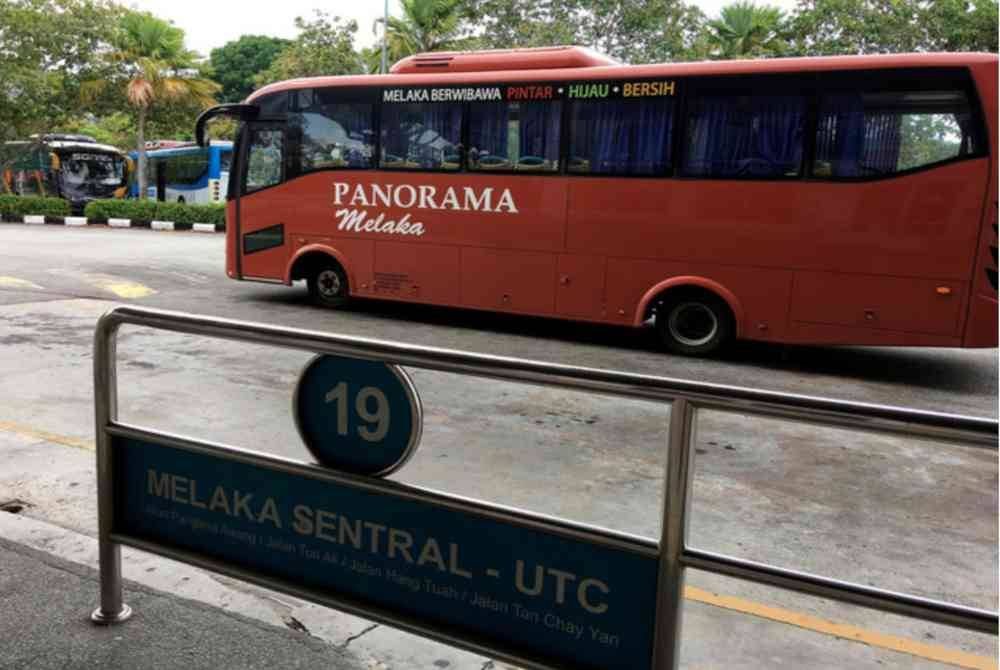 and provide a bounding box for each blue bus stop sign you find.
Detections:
[294,355,422,476]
